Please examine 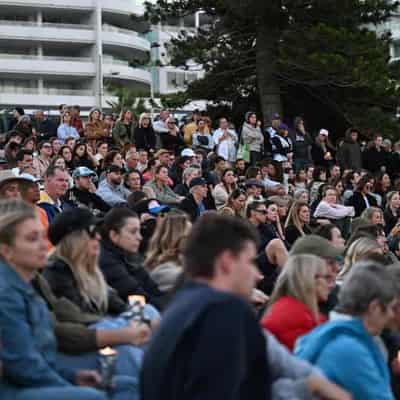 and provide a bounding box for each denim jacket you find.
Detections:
[0,260,74,390]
